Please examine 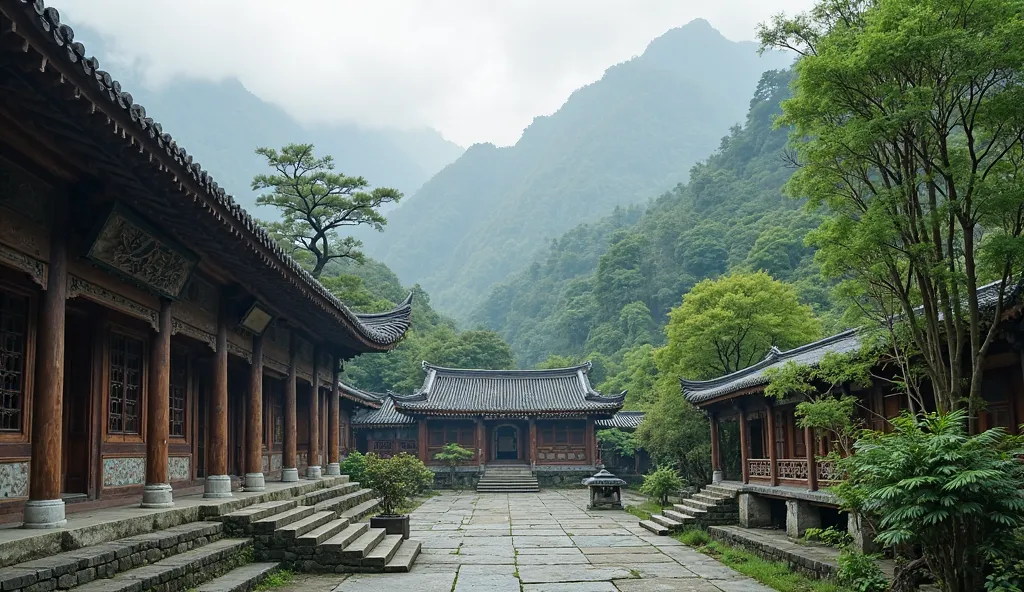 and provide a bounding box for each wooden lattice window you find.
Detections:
[108,332,143,435]
[169,351,187,437]
[0,290,28,433]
